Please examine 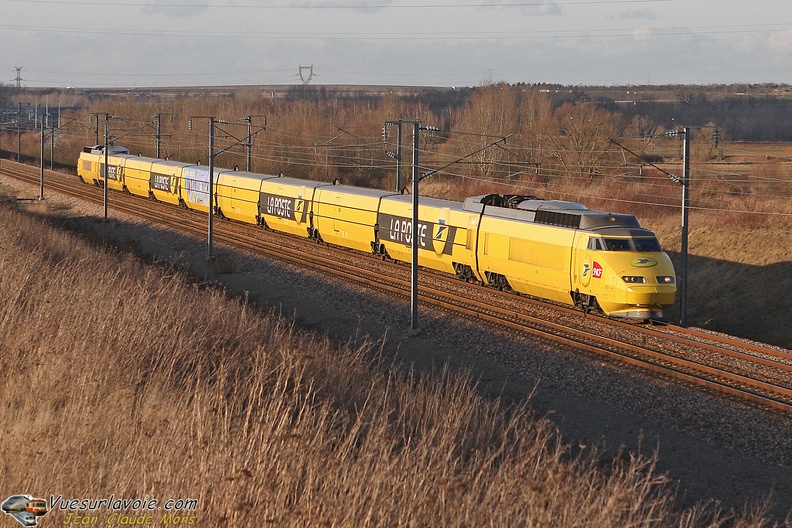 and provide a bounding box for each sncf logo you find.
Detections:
[592,262,603,279]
